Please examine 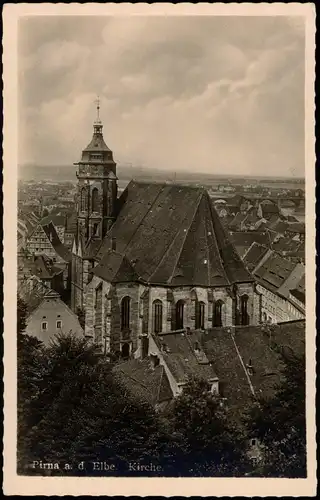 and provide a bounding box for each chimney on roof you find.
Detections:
[111,237,116,251]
